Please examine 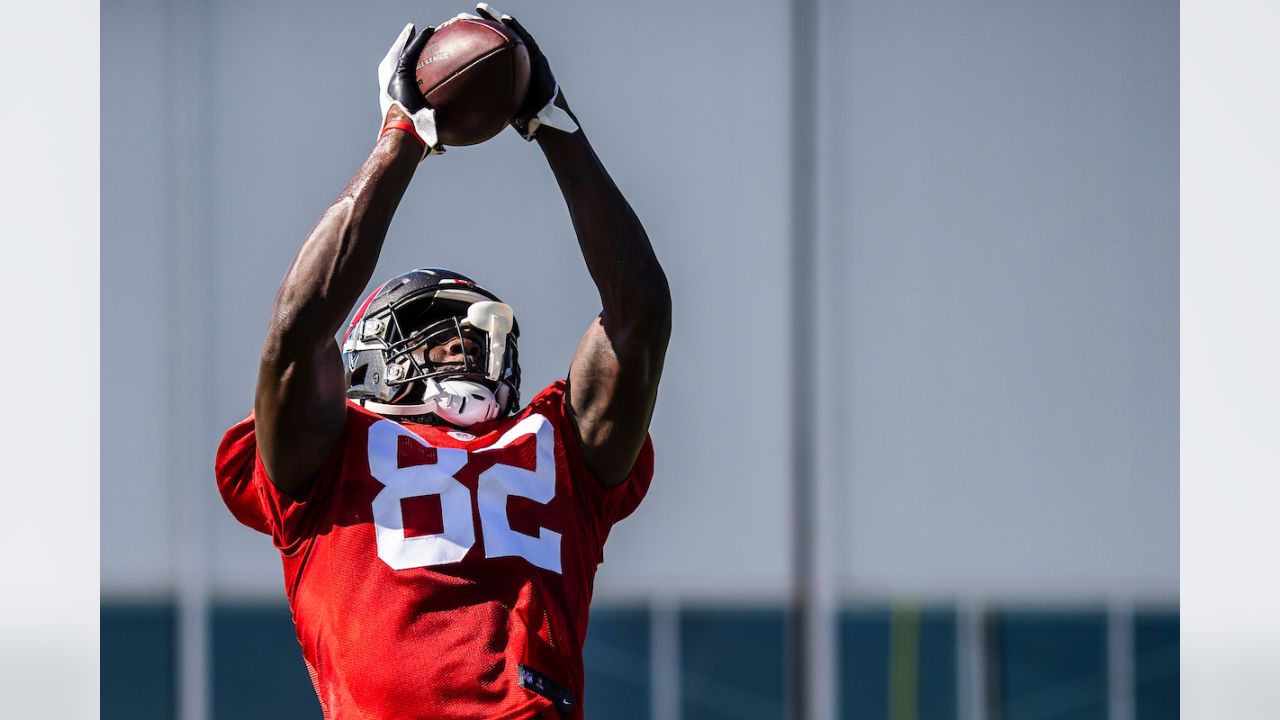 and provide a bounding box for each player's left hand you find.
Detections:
[475,3,580,141]
[379,23,444,157]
